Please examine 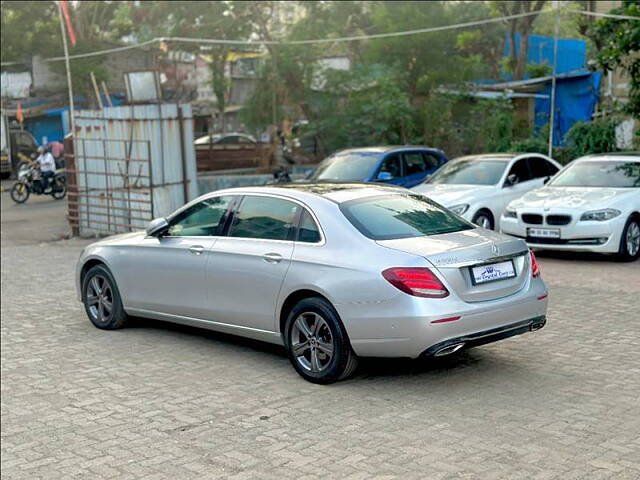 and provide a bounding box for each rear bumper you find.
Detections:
[421,316,546,357]
[343,275,548,359]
